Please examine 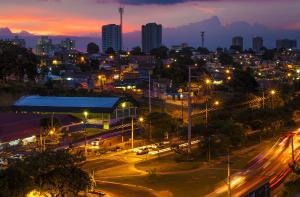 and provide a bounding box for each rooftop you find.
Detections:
[13,96,135,113]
